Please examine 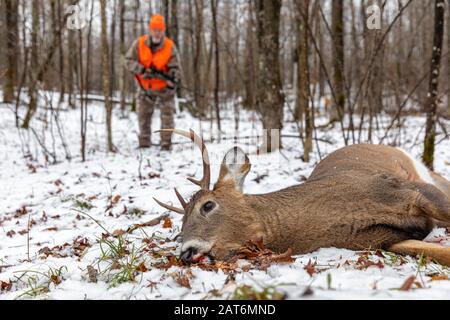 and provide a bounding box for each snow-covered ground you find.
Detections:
[1,94,450,300]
